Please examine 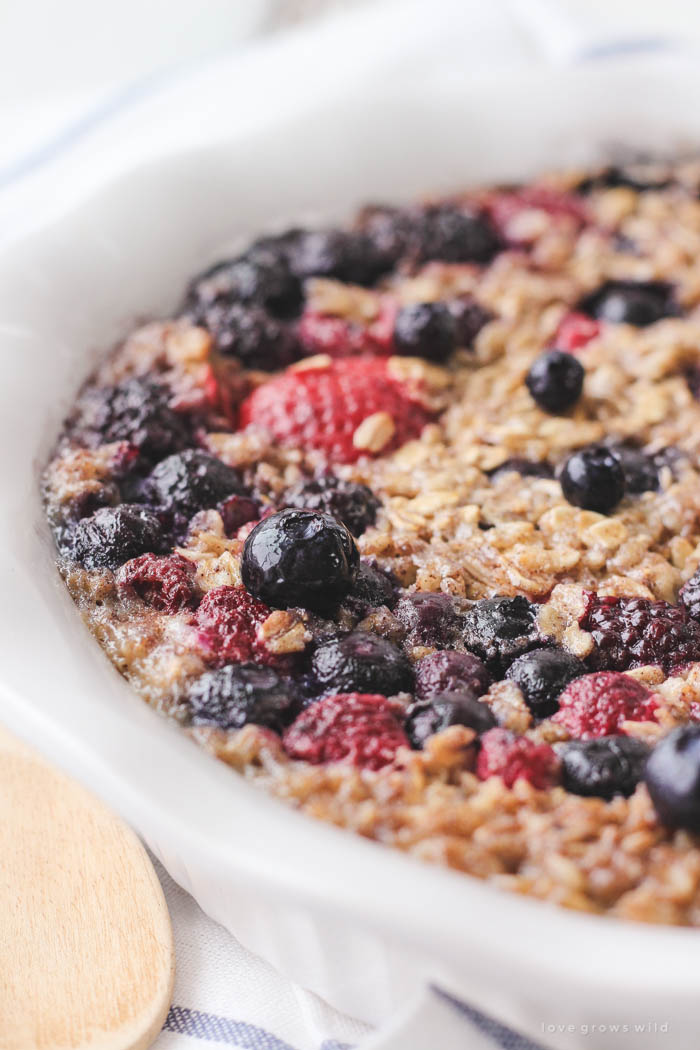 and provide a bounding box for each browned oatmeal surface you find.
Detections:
[43,159,700,925]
